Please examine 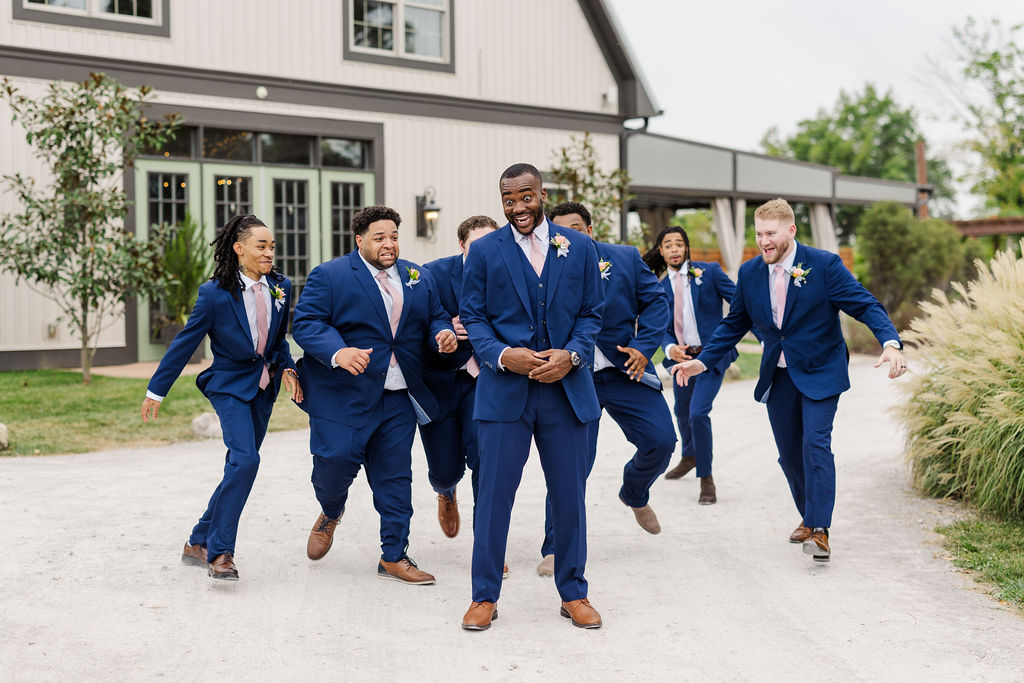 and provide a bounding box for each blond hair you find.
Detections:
[754,198,795,224]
